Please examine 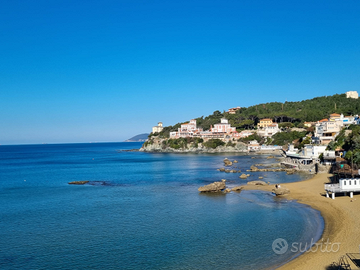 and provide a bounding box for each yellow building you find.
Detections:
[257,118,273,128]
